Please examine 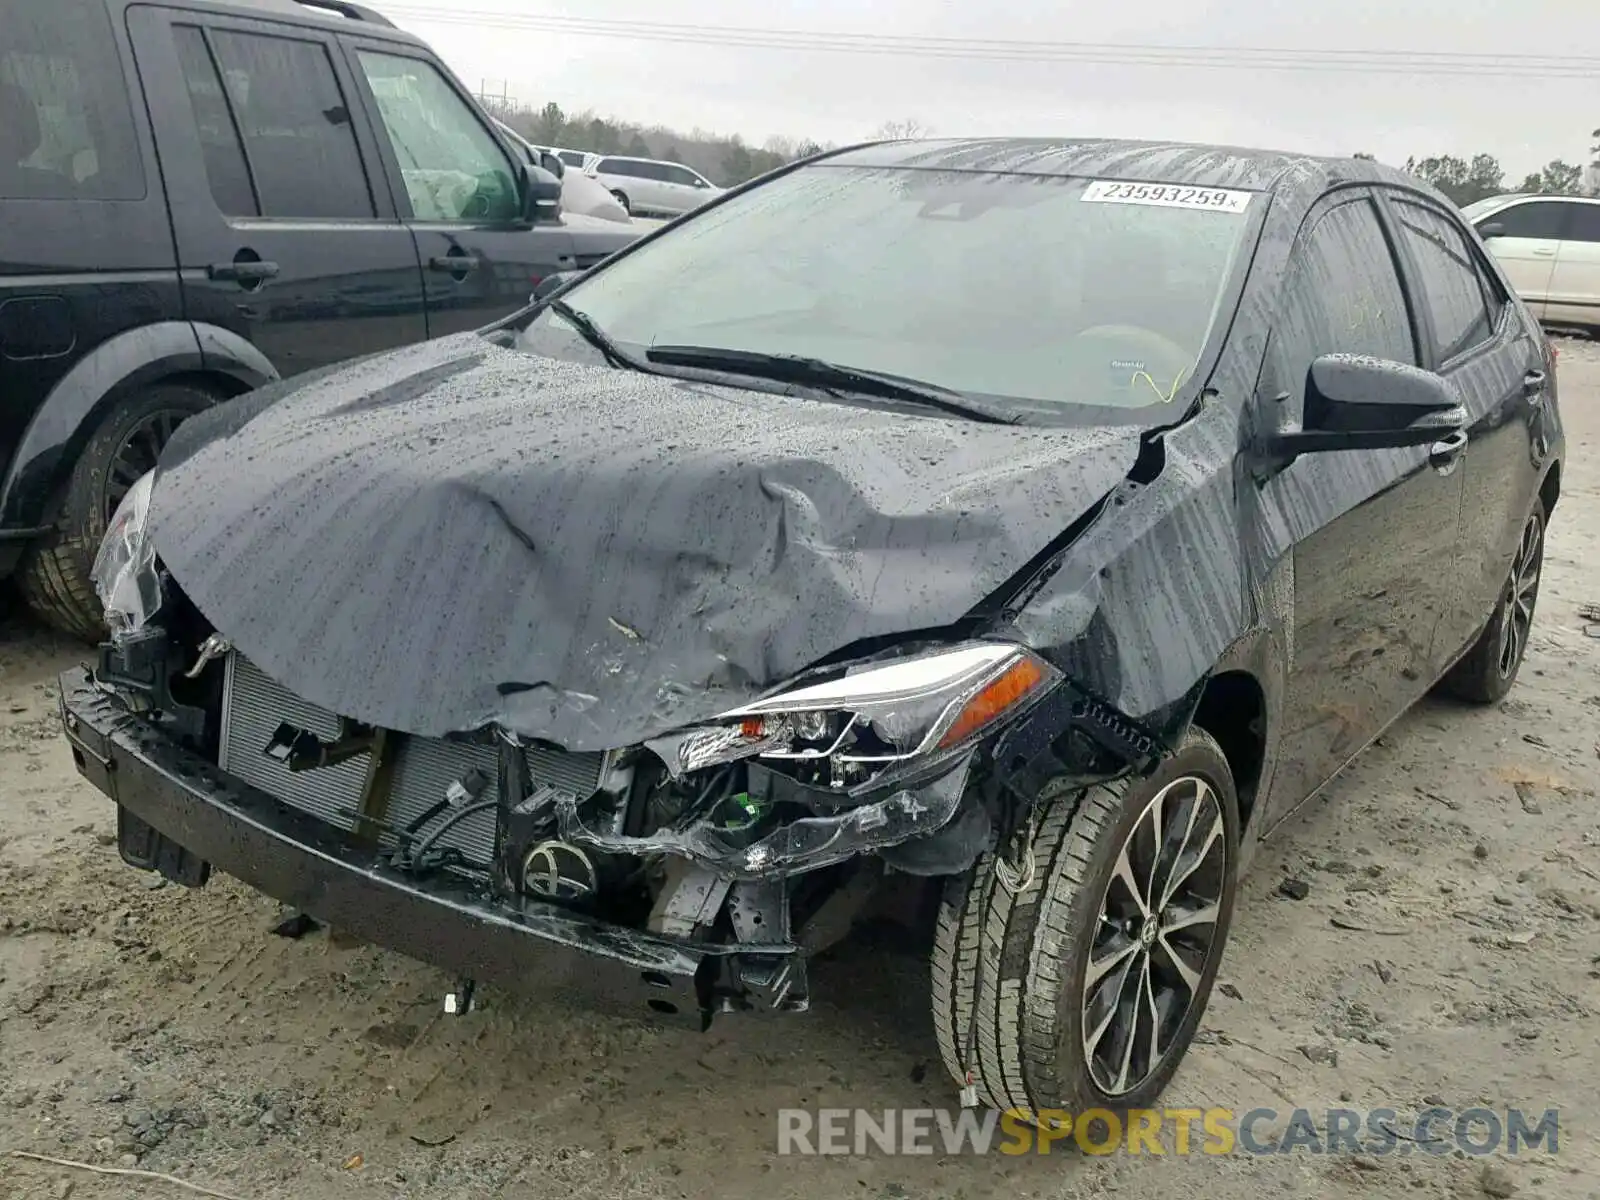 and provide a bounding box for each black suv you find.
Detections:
[0,0,637,638]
